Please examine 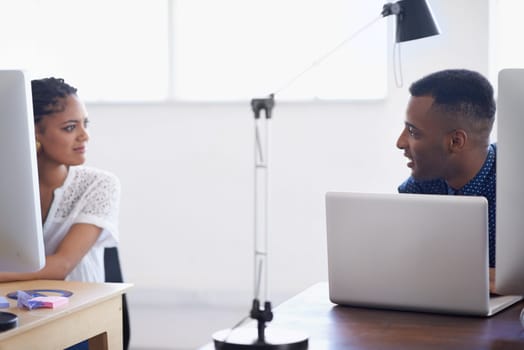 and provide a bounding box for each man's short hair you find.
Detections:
[409,69,496,135]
